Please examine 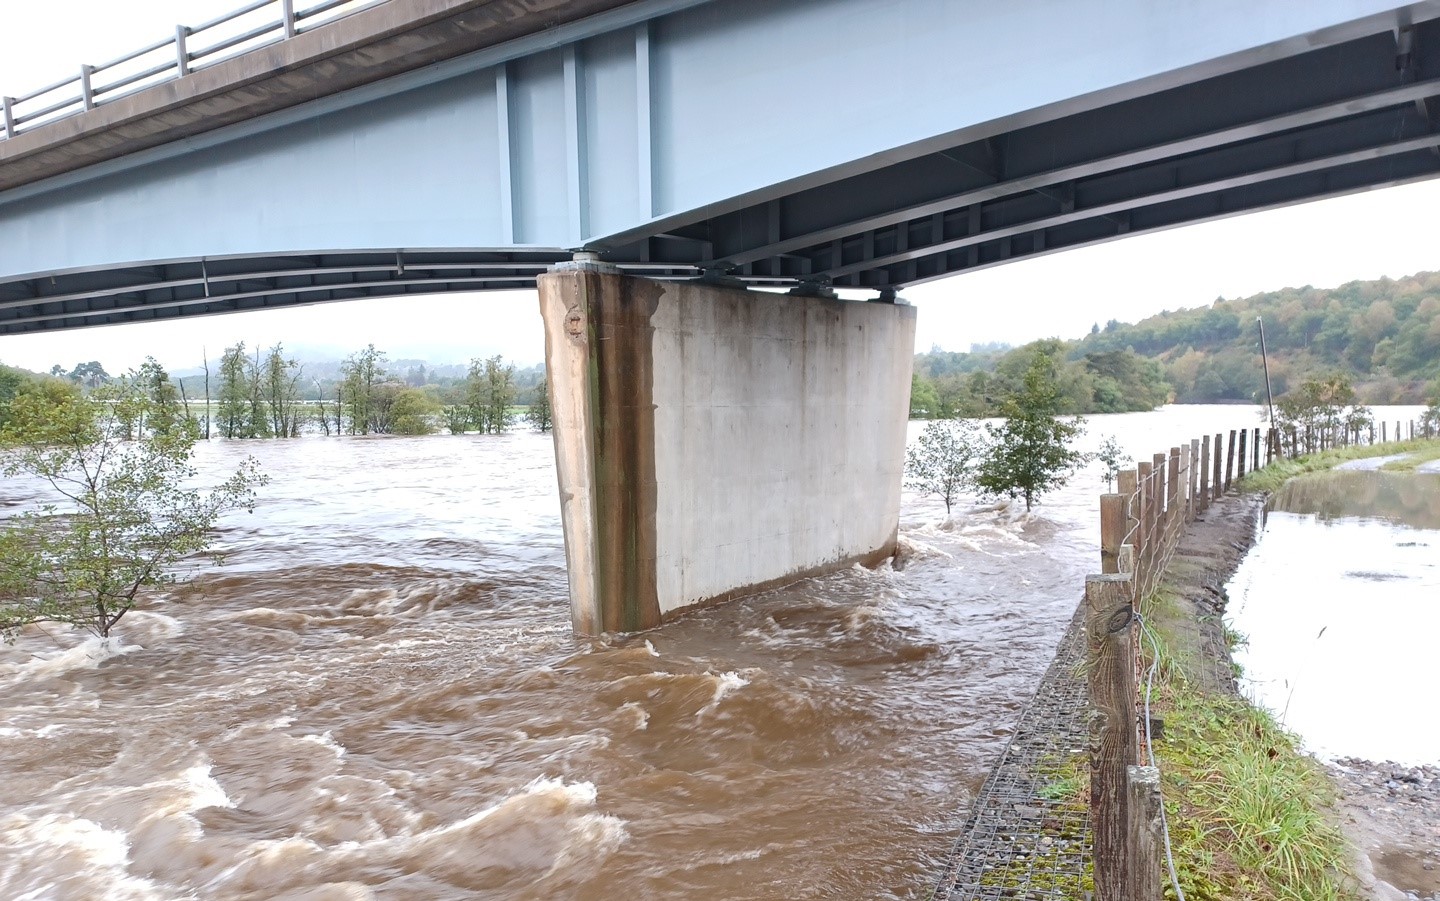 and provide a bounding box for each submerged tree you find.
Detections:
[390,388,441,435]
[526,373,553,432]
[216,343,251,439]
[132,357,183,438]
[465,355,517,434]
[977,350,1087,511]
[0,382,265,641]
[1274,374,1372,453]
[904,419,986,515]
[262,344,305,438]
[1095,435,1131,492]
[341,344,387,435]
